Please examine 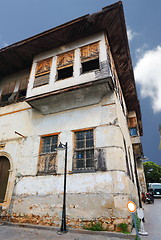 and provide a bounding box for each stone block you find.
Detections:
[107,224,115,231]
[102,222,108,230]
[115,225,122,232]
[113,218,128,225]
